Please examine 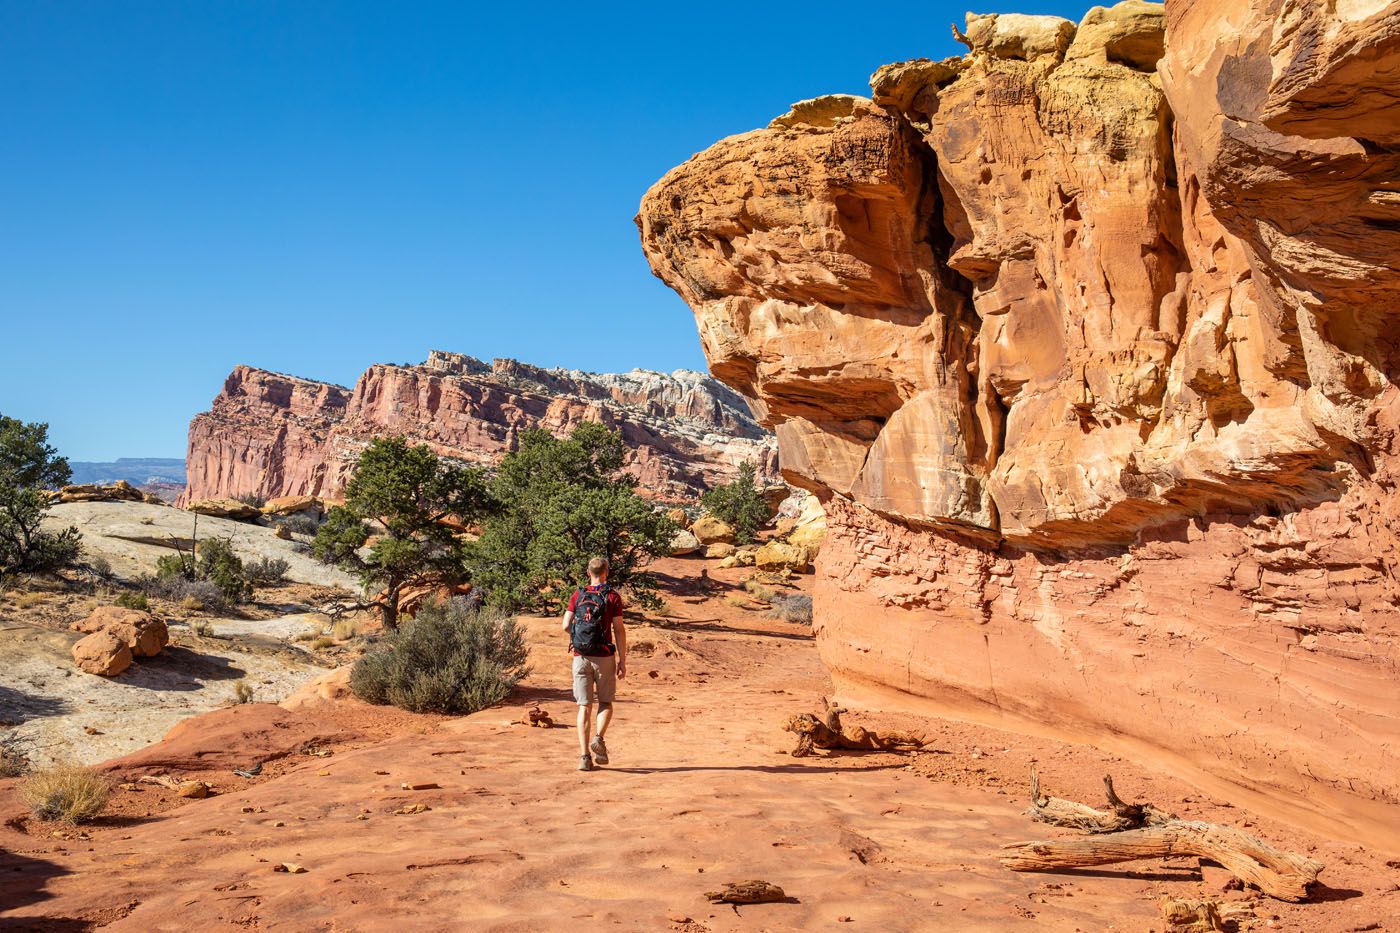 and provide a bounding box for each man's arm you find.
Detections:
[612,610,627,678]
[561,609,574,634]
